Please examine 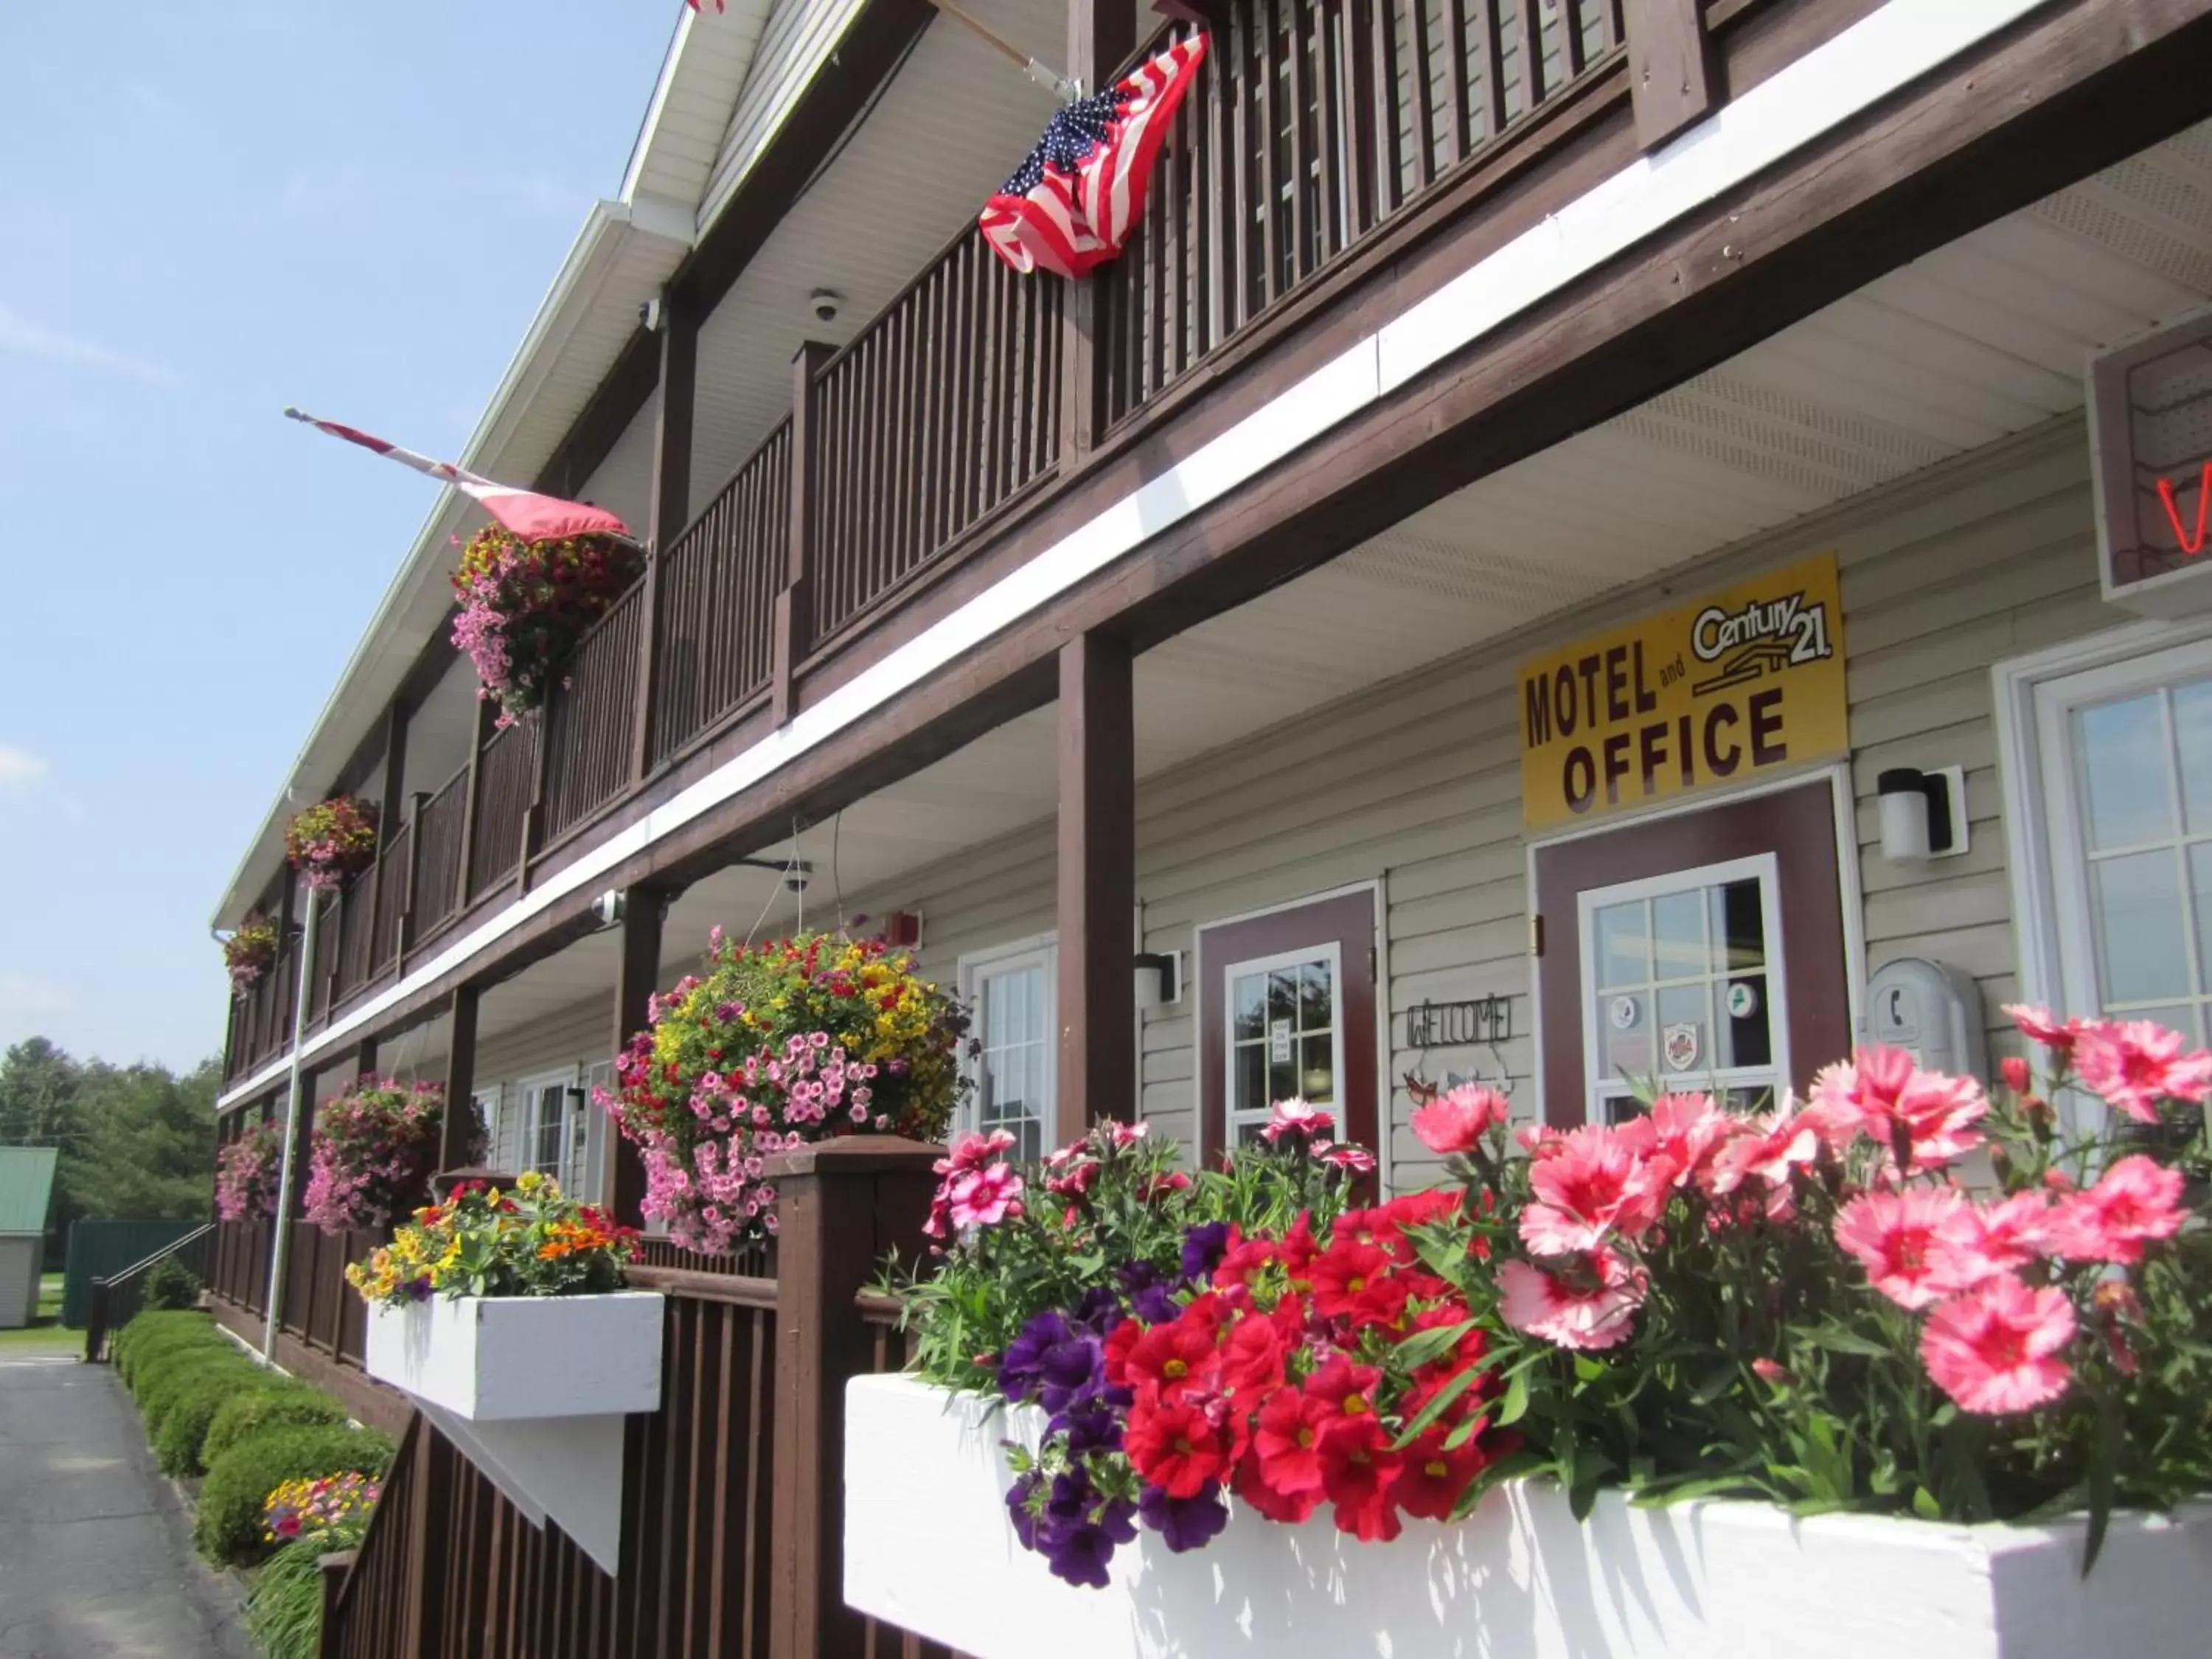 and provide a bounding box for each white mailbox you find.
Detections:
[1861,956,1987,1084]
